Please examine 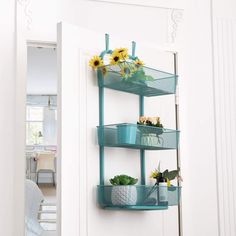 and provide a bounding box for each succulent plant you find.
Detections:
[110,175,138,186]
